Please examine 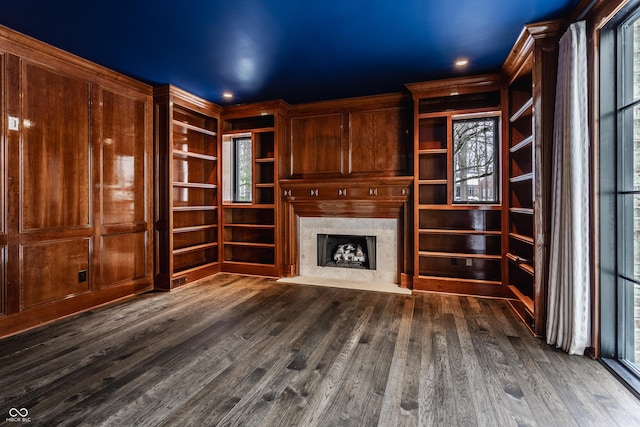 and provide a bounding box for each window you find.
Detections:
[452,115,499,203]
[232,136,252,202]
[600,0,640,392]
[222,132,252,203]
